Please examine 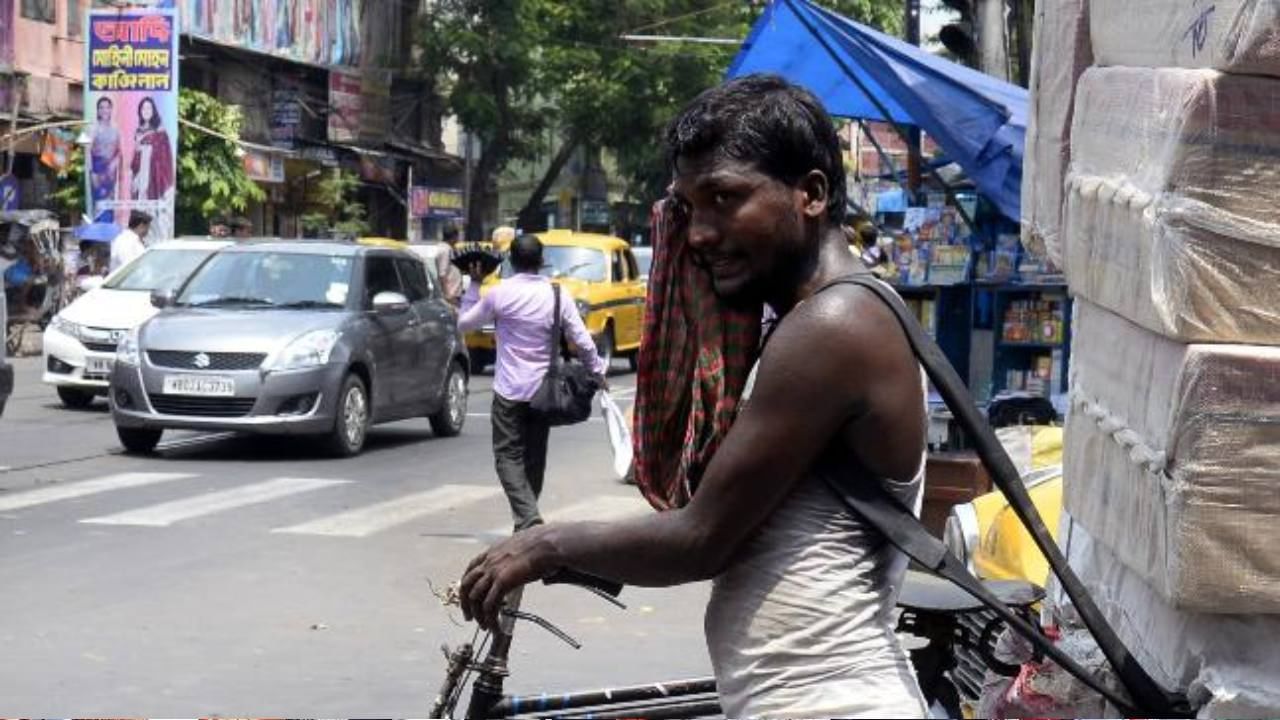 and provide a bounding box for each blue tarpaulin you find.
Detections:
[726,0,1027,221]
